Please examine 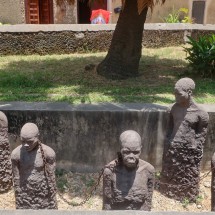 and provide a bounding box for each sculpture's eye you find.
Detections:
[122,150,130,155]
[132,151,140,155]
